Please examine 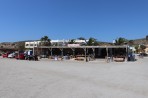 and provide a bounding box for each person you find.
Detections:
[128,53,131,61]
[34,54,38,61]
